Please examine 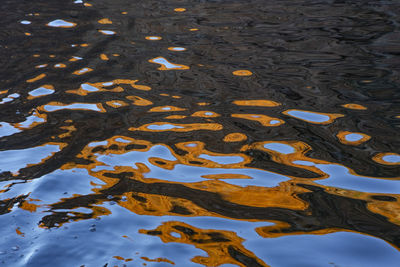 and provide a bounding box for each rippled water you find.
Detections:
[1,0,400,266]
